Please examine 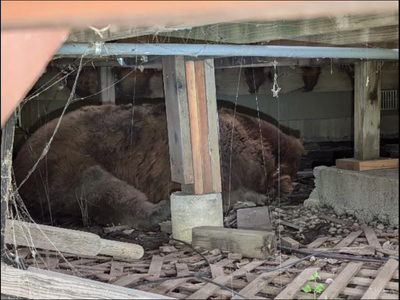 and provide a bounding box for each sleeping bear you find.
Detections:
[13,103,304,229]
